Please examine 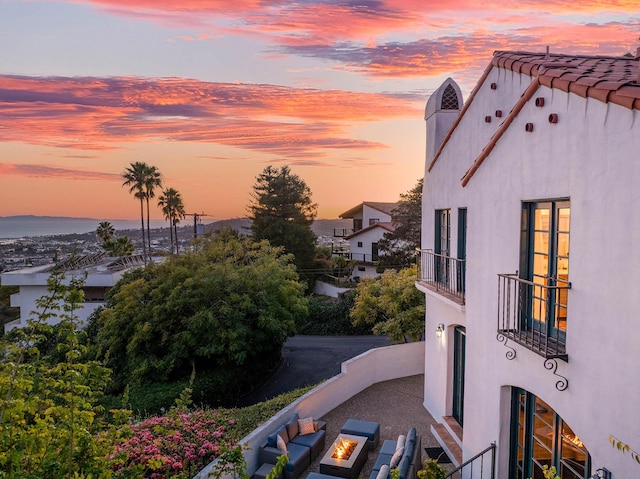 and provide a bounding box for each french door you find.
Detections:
[520,201,570,341]
[435,209,451,283]
[452,326,466,426]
